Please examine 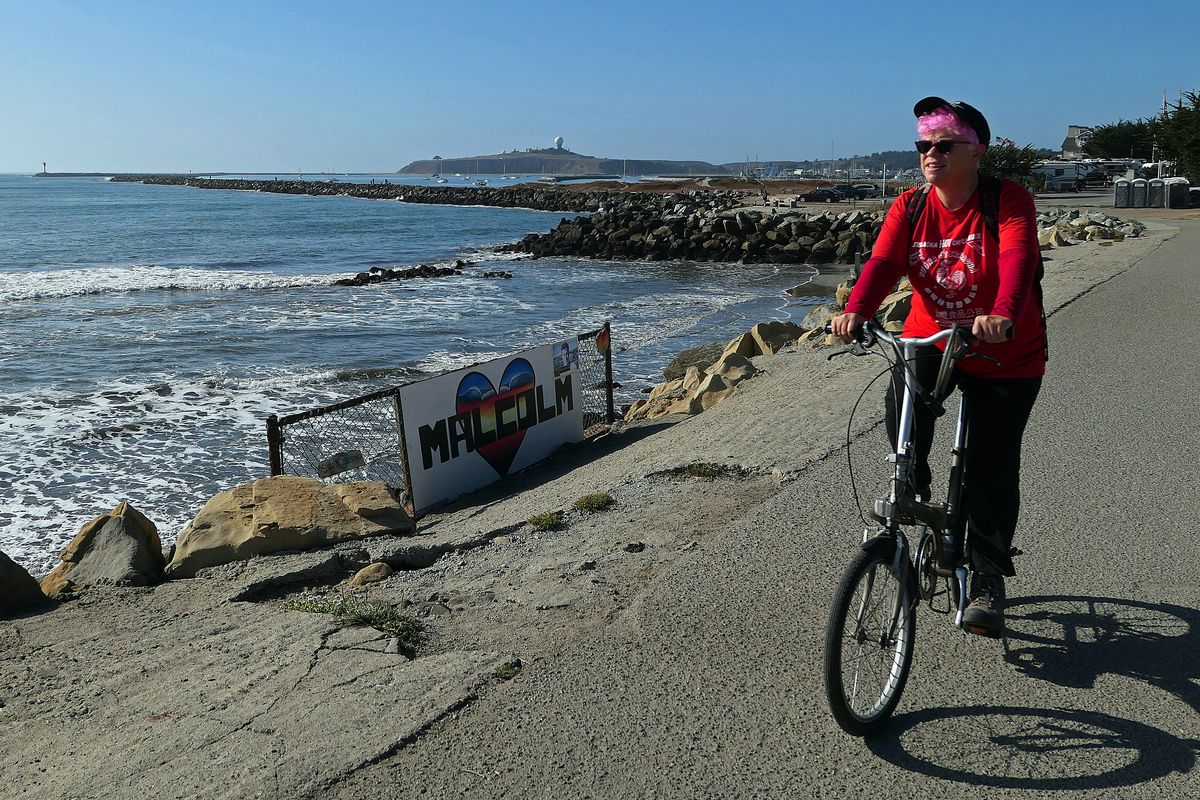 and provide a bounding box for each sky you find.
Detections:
[1,0,1196,173]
